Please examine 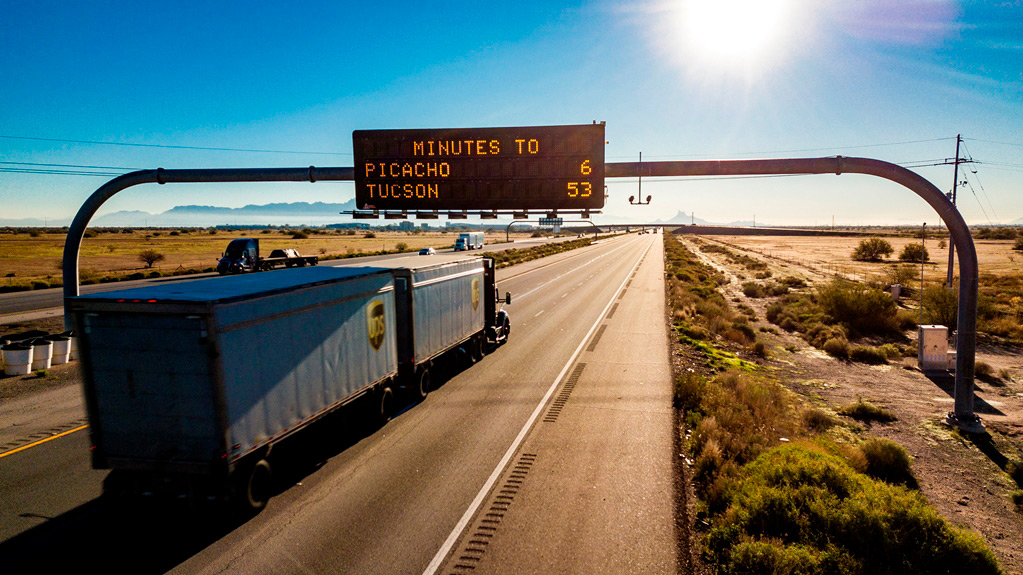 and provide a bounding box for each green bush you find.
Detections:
[816,280,898,336]
[838,400,896,423]
[395,242,409,252]
[742,282,766,298]
[802,409,835,433]
[900,242,929,263]
[849,345,888,365]
[823,337,850,359]
[1013,237,1023,251]
[860,438,917,487]
[851,237,894,262]
[705,445,1001,575]
[674,371,706,413]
